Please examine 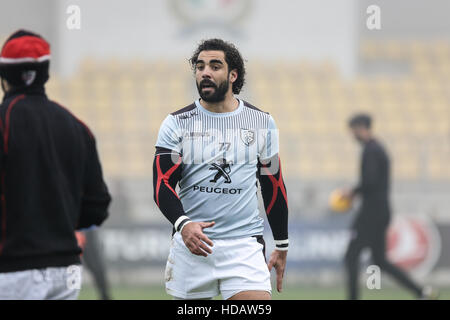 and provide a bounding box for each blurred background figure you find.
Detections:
[76,230,112,300]
[342,114,435,299]
[0,29,110,300]
[1,0,448,299]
